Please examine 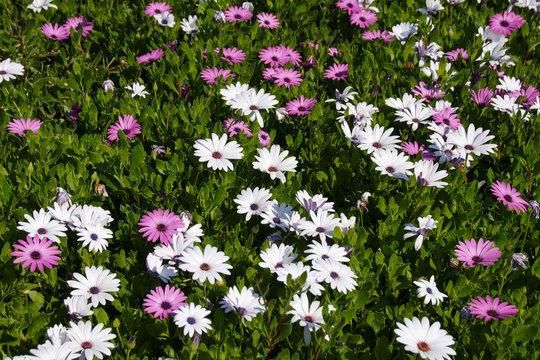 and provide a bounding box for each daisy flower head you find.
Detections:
[145,2,172,16]
[299,210,342,241]
[17,209,67,243]
[471,86,494,107]
[153,234,195,265]
[7,118,42,136]
[260,201,294,231]
[273,68,303,88]
[455,238,501,267]
[147,253,178,283]
[404,214,438,251]
[28,339,78,360]
[394,317,456,360]
[64,17,93,37]
[468,295,519,321]
[193,133,243,171]
[296,190,334,213]
[324,63,349,80]
[357,124,401,154]
[313,259,357,294]
[234,187,273,221]
[259,46,288,67]
[76,224,112,253]
[258,130,271,147]
[252,145,298,183]
[67,266,120,307]
[41,23,70,40]
[286,95,316,116]
[489,11,525,36]
[336,0,362,15]
[200,67,235,85]
[414,160,448,188]
[401,141,424,155]
[412,81,445,102]
[276,263,325,296]
[257,12,280,29]
[447,123,496,158]
[277,45,303,66]
[509,85,540,107]
[328,47,341,57]
[143,285,187,320]
[445,48,468,62]
[221,47,246,65]
[27,0,57,12]
[180,15,199,36]
[227,120,252,137]
[66,321,116,360]
[490,181,529,213]
[350,9,378,28]
[138,208,184,245]
[11,235,61,272]
[305,238,349,264]
[107,114,141,141]
[287,293,324,344]
[395,102,435,131]
[225,5,253,22]
[221,82,251,105]
[414,276,447,305]
[64,296,93,319]
[362,29,394,42]
[229,87,278,128]
[154,12,175,27]
[220,286,265,321]
[326,86,359,110]
[372,149,414,180]
[259,243,297,273]
[432,106,461,130]
[391,22,418,44]
[125,82,150,98]
[180,245,232,285]
[0,58,24,83]
[174,303,212,337]
[137,49,165,64]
